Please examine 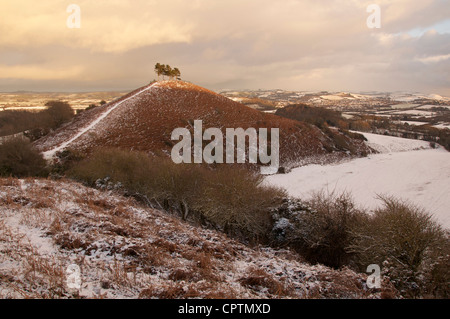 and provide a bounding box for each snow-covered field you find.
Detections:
[392,109,435,117]
[417,105,450,110]
[433,123,450,129]
[391,103,419,109]
[397,120,427,126]
[266,133,450,229]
